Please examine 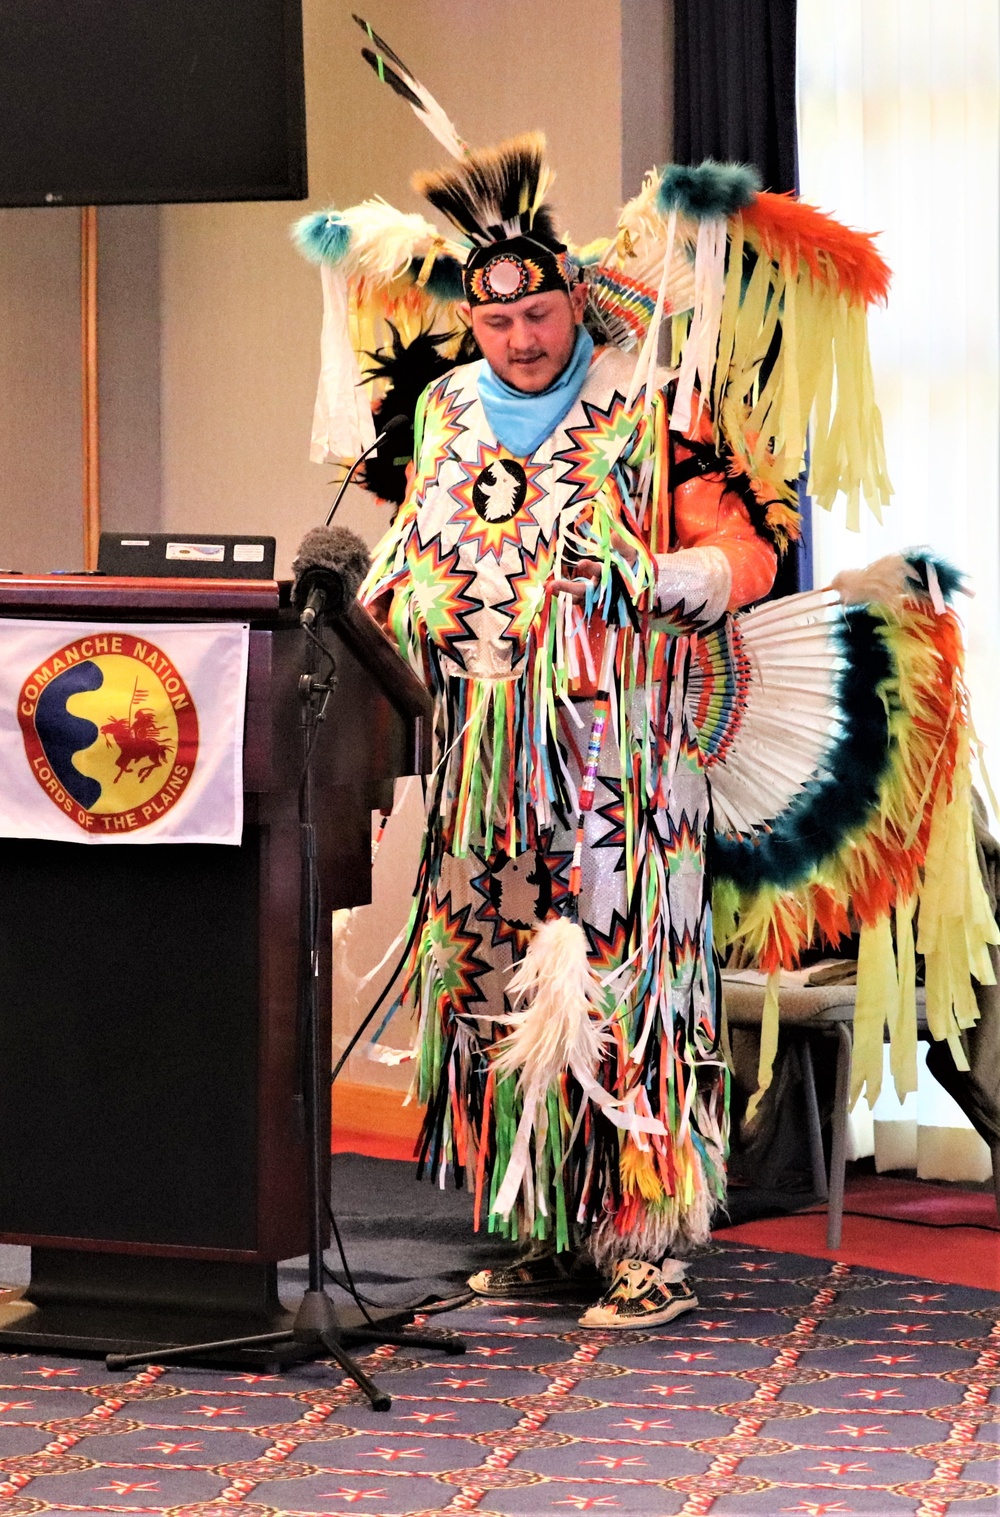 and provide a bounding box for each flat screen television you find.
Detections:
[0,0,307,206]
